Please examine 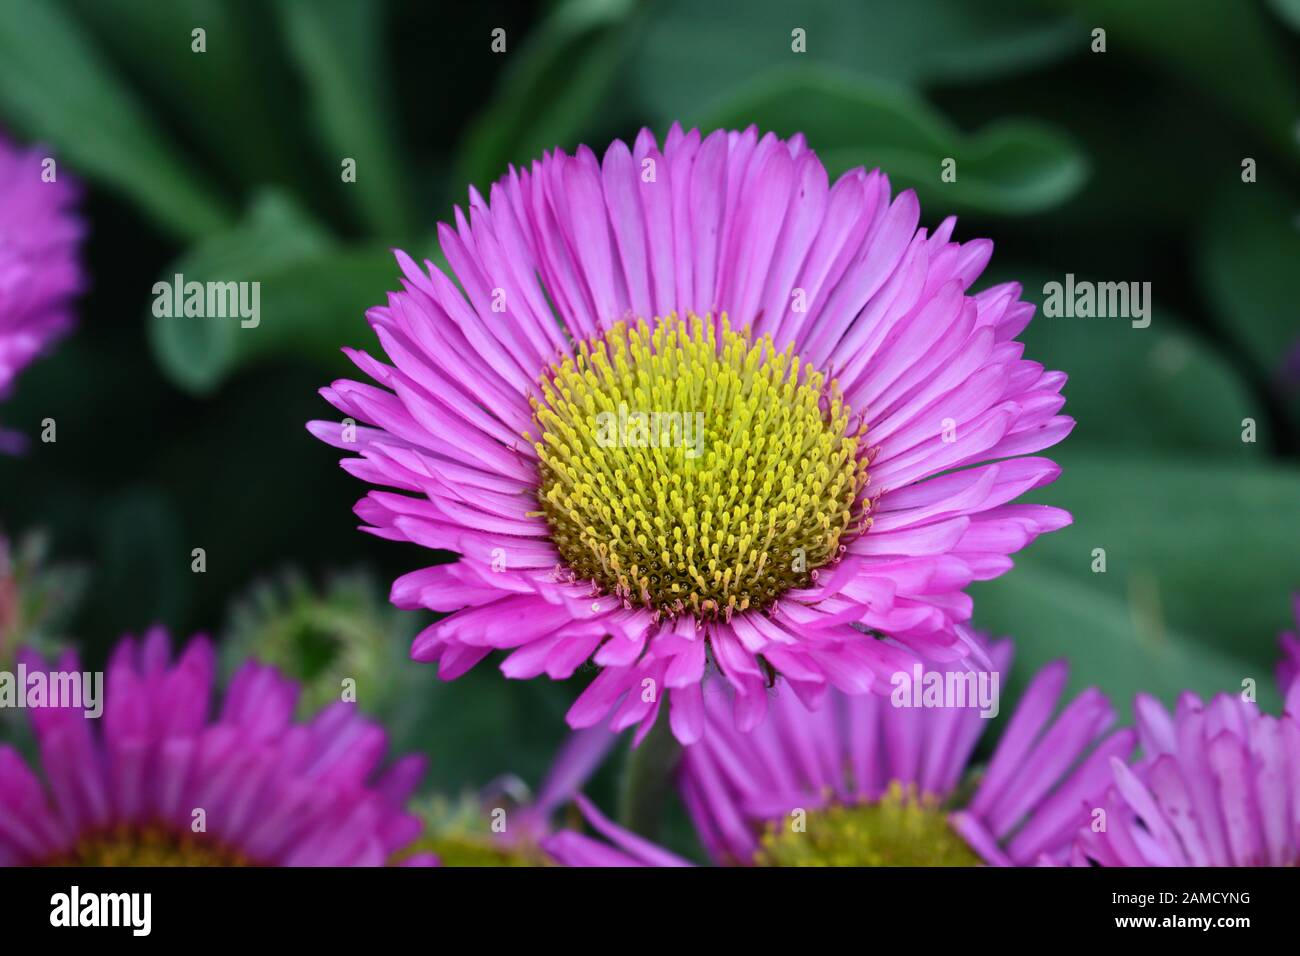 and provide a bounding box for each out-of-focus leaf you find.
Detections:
[65,0,304,191]
[988,268,1263,455]
[1197,181,1300,427]
[973,561,1279,721]
[634,0,1080,122]
[148,192,328,393]
[696,68,1087,214]
[616,716,679,837]
[978,454,1300,714]
[148,193,404,394]
[455,0,640,194]
[1270,0,1300,31]
[275,0,413,238]
[0,0,230,237]
[1062,0,1300,161]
